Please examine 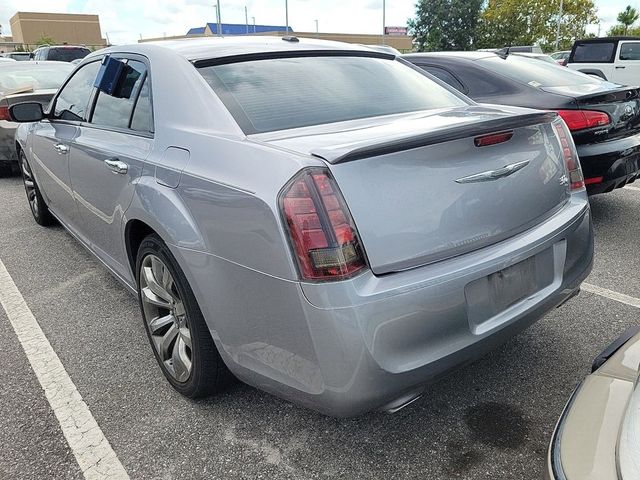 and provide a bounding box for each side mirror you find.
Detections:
[9,102,44,122]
